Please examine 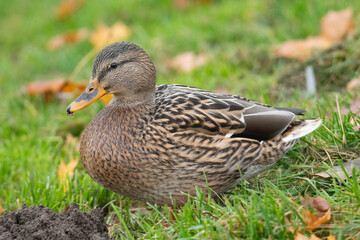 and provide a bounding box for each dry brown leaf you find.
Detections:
[26,79,68,96]
[275,9,354,61]
[58,157,79,191]
[320,9,354,42]
[346,78,360,91]
[90,23,131,50]
[294,232,308,240]
[0,205,5,215]
[303,196,330,217]
[327,233,336,240]
[304,209,331,232]
[47,28,89,50]
[295,232,323,240]
[275,36,332,61]
[26,79,87,95]
[55,0,85,20]
[164,52,208,73]
[25,79,87,102]
[57,158,79,182]
[309,235,323,240]
[313,158,360,180]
